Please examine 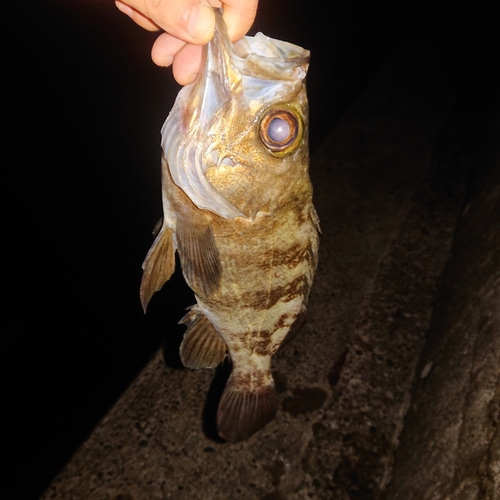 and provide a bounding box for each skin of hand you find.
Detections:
[115,0,258,85]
